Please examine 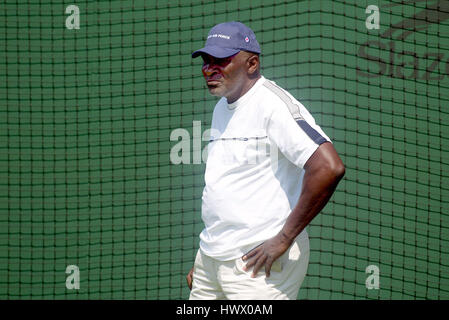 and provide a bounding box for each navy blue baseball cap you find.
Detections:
[192,21,261,58]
